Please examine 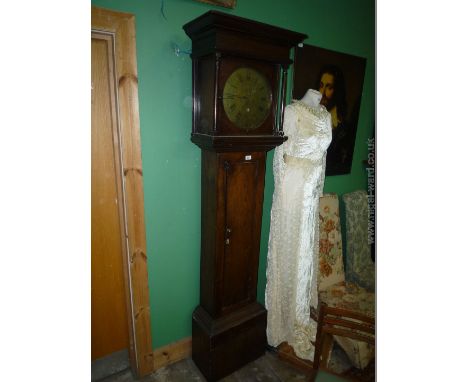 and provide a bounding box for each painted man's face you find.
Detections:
[318,73,335,109]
